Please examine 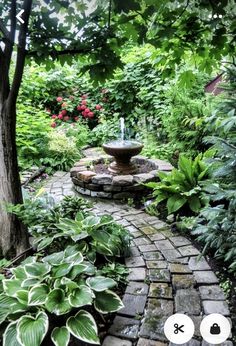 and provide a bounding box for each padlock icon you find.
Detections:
[210,323,221,335]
